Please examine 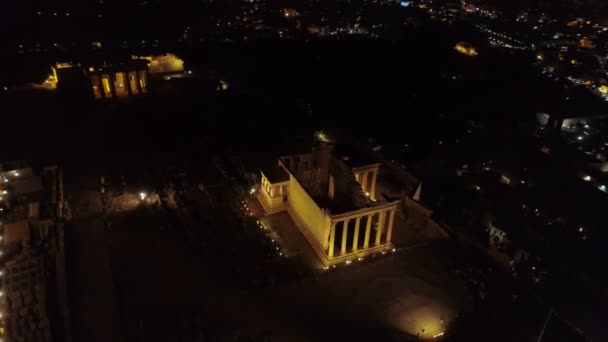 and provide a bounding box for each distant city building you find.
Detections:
[0,162,70,341]
[258,135,400,266]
